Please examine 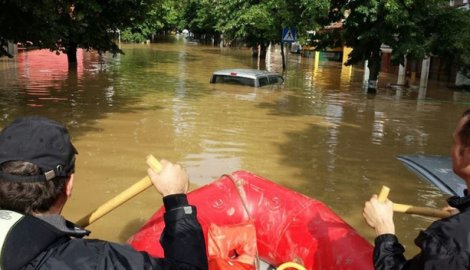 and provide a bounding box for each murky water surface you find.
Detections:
[1,37,470,257]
